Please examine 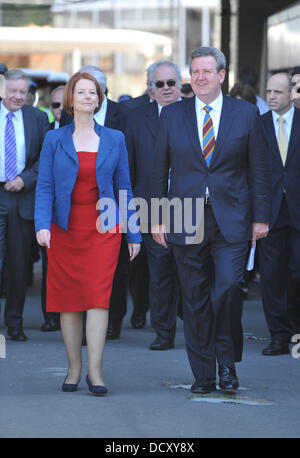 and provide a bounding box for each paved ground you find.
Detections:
[0,261,299,439]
